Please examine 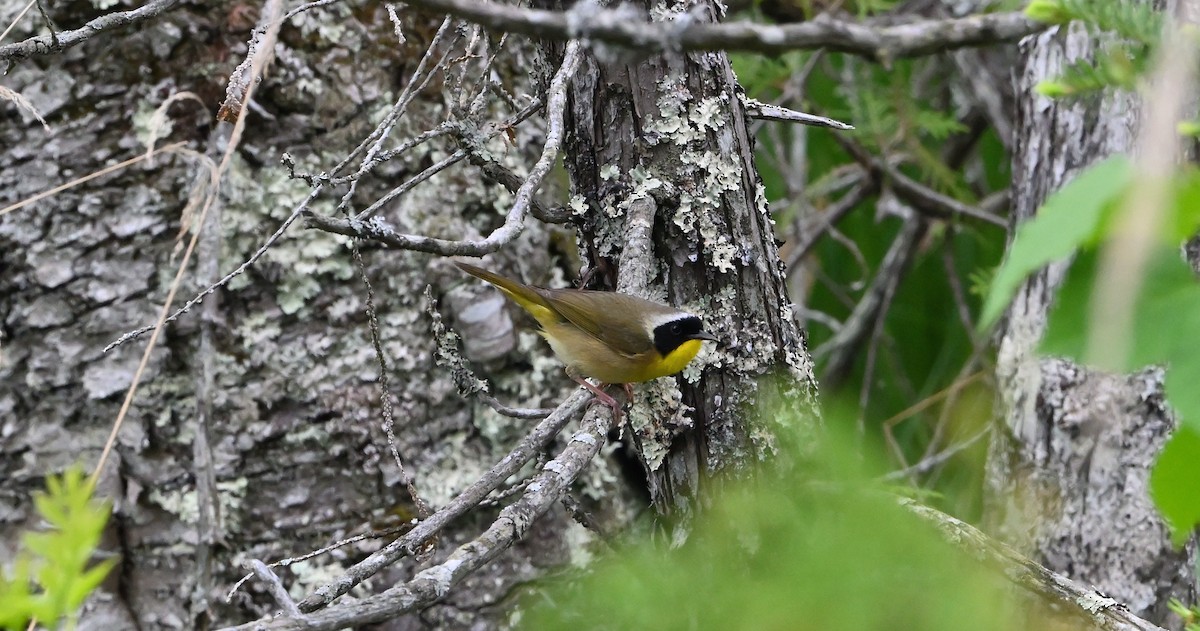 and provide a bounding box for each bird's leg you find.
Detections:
[622,383,634,403]
[571,376,623,423]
